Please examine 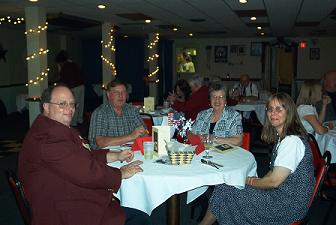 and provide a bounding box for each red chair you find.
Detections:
[242,132,251,151]
[290,151,331,225]
[140,113,154,135]
[308,133,336,187]
[6,169,32,225]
